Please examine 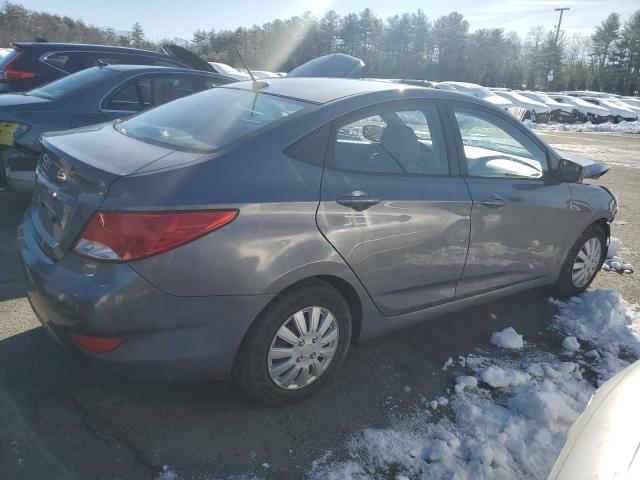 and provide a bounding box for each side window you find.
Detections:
[332,104,449,175]
[284,124,330,166]
[104,81,141,111]
[44,52,93,73]
[454,108,547,179]
[150,76,198,105]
